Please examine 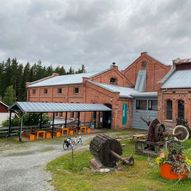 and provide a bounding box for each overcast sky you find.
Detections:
[0,0,190,72]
